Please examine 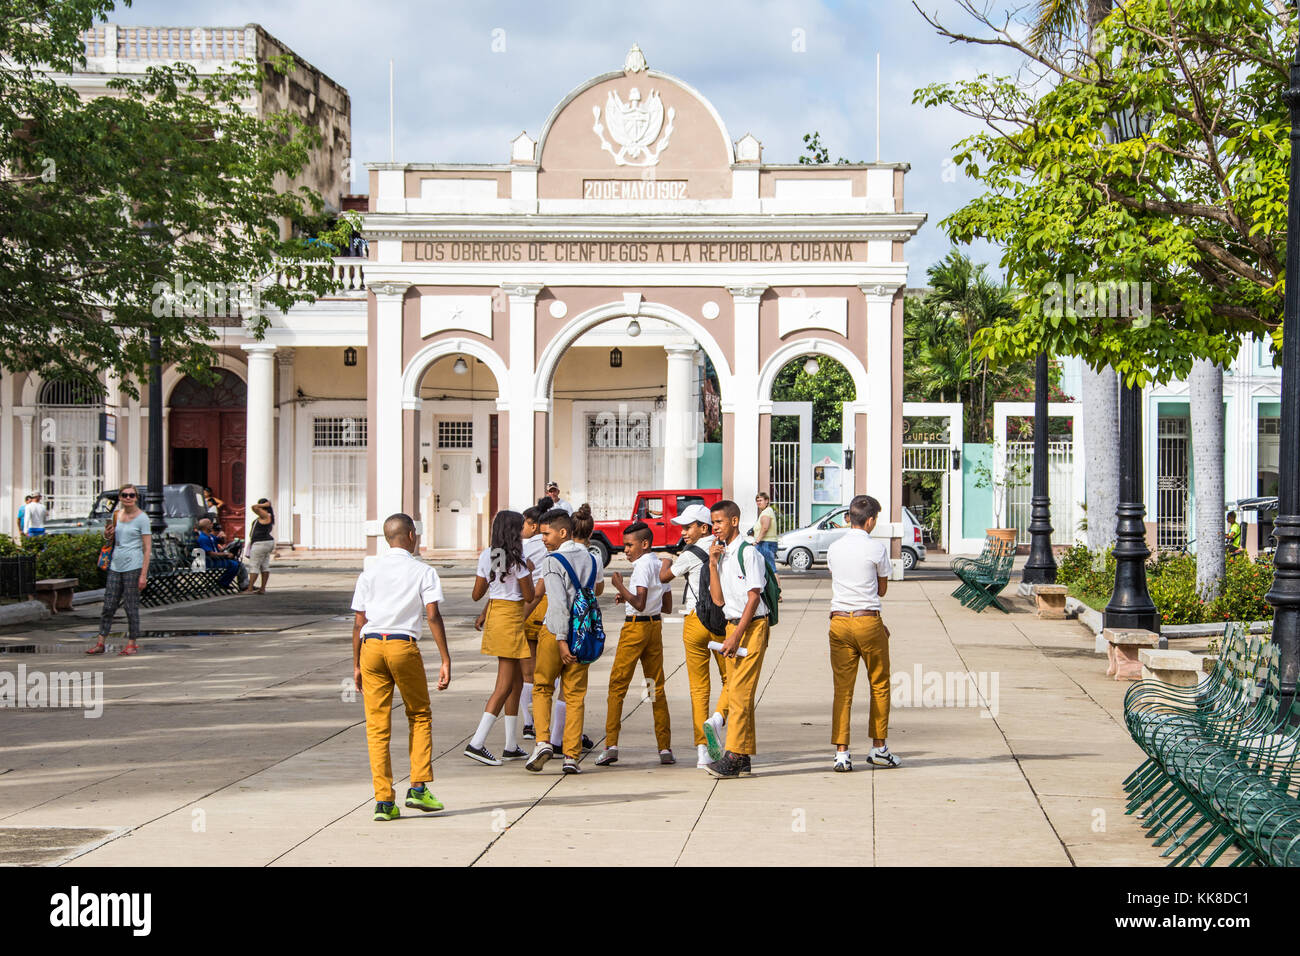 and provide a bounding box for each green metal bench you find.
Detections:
[140,535,240,607]
[950,536,1016,613]
[1122,624,1300,866]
